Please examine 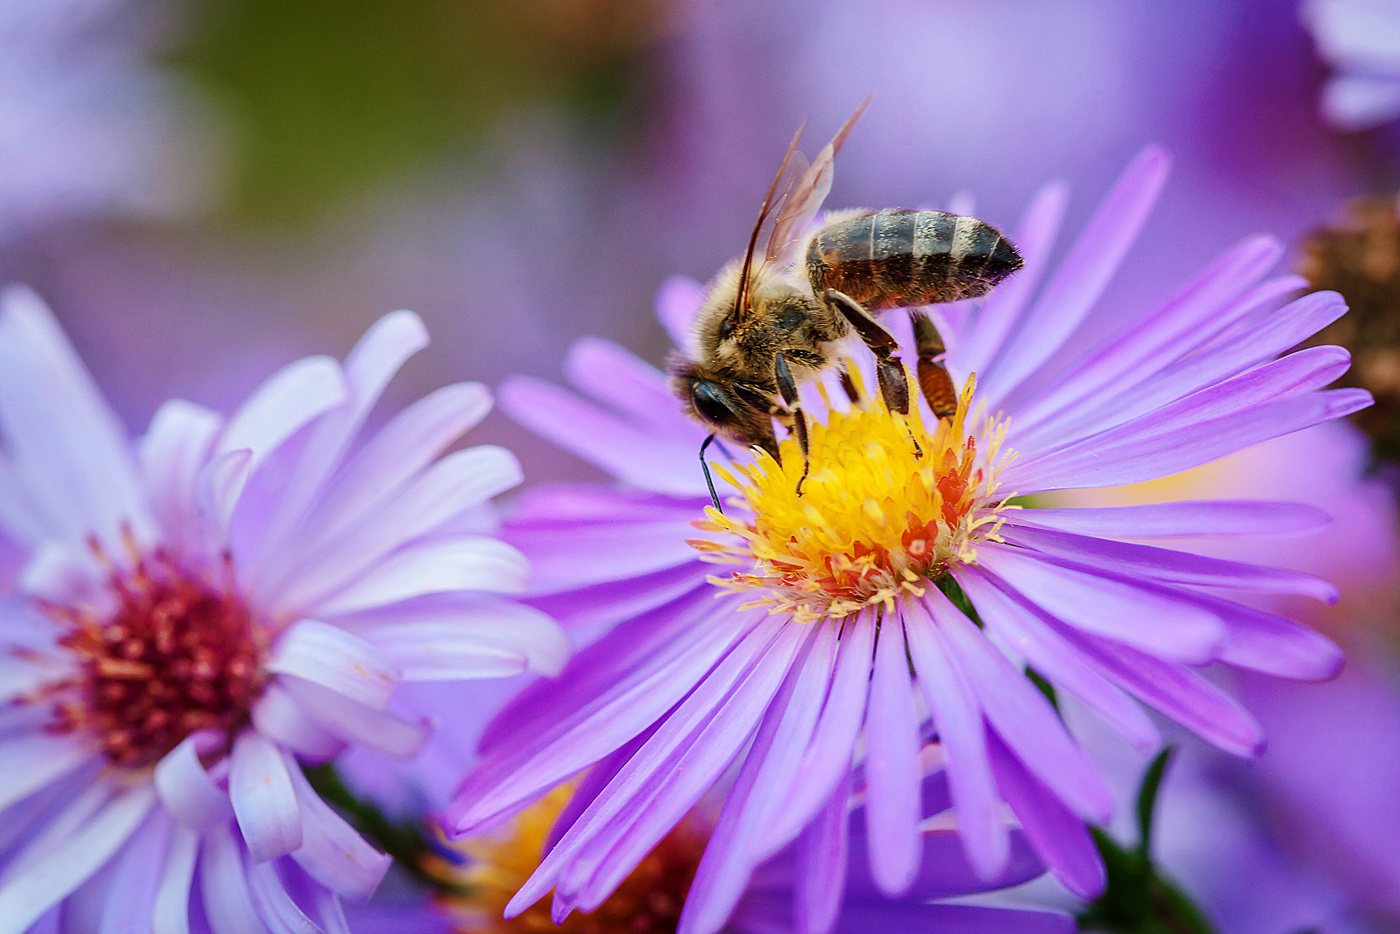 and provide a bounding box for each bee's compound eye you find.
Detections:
[691,381,736,425]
